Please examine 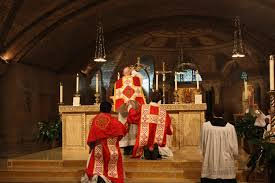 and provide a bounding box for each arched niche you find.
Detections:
[139,55,155,102]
